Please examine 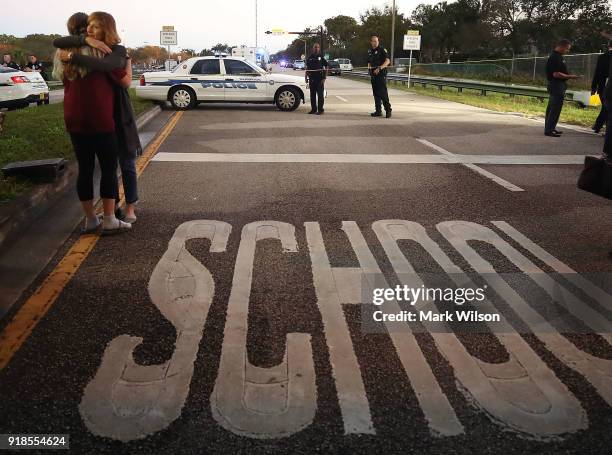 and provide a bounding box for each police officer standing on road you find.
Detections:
[591,40,612,134]
[367,34,392,118]
[544,39,580,137]
[306,43,328,115]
